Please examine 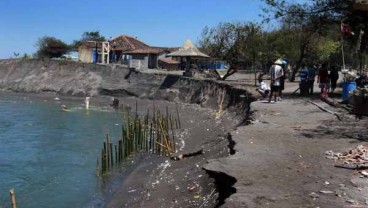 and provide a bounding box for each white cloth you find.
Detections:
[259,81,270,91]
[269,65,283,86]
